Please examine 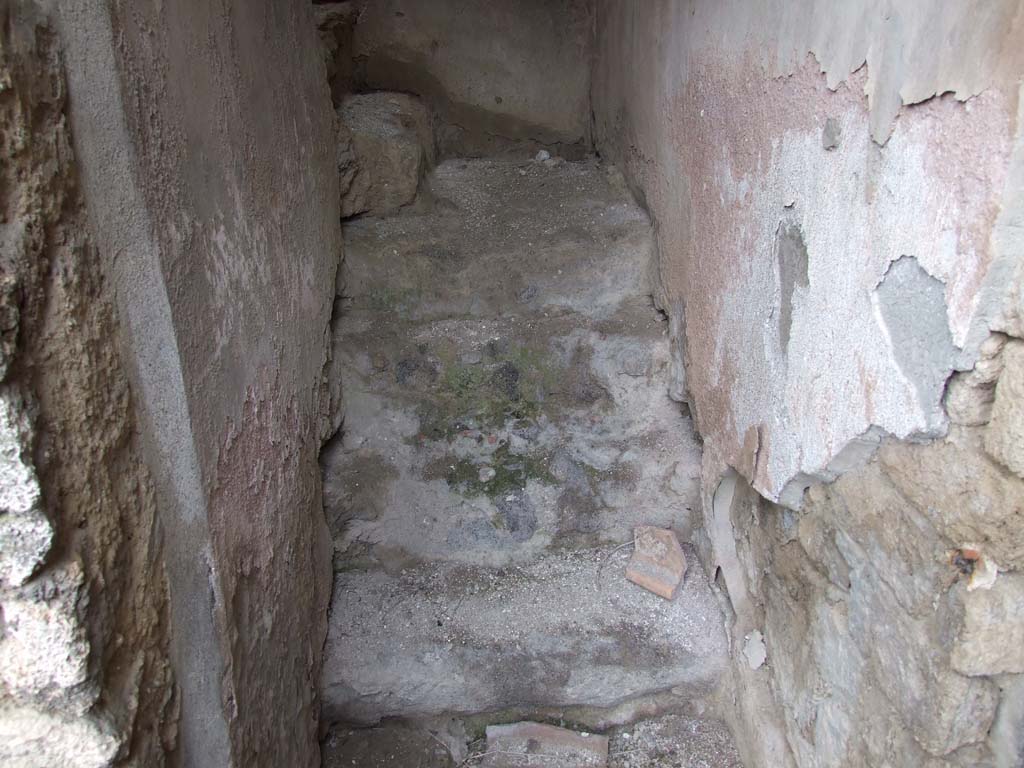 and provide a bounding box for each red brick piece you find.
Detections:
[625,526,688,599]
[484,722,609,767]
